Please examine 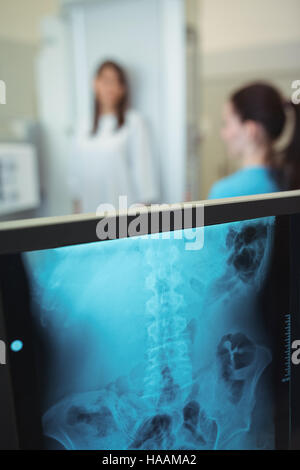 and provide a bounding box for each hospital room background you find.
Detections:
[0,0,300,221]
